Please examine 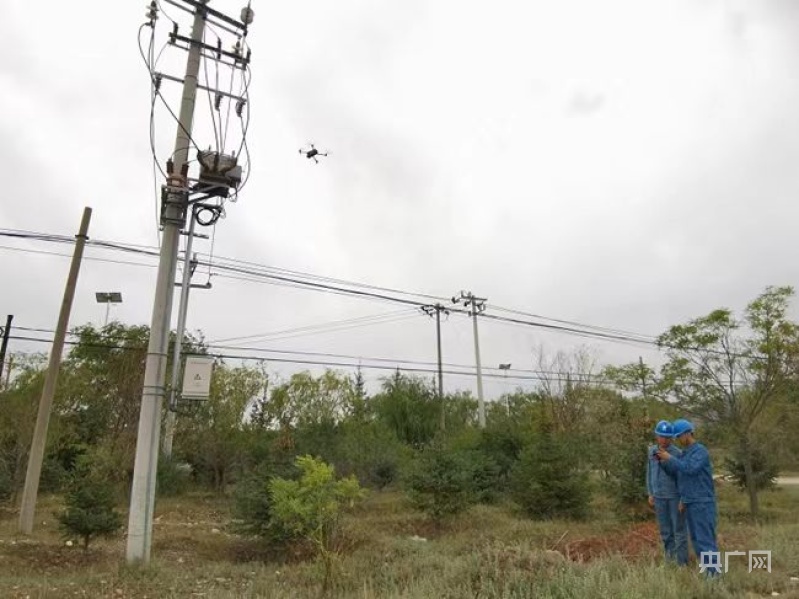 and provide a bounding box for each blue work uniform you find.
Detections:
[661,442,720,575]
[646,443,688,565]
